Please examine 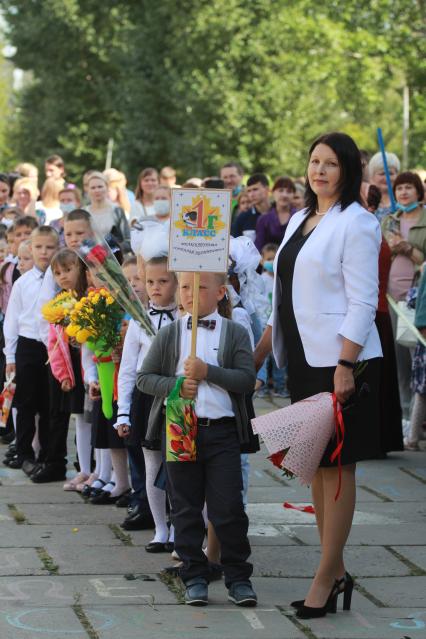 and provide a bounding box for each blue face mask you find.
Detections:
[263,261,274,273]
[396,201,419,213]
